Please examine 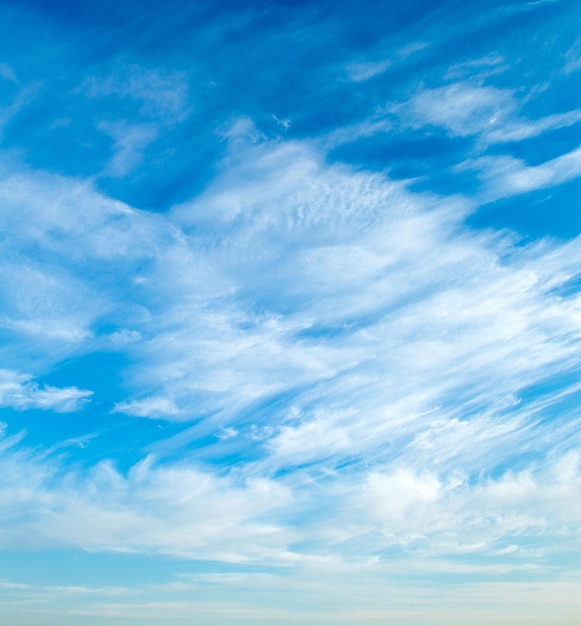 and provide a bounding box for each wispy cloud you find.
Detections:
[403,83,517,137]
[0,442,293,561]
[97,121,159,177]
[564,36,581,73]
[459,144,581,199]
[113,396,180,419]
[83,64,191,125]
[346,59,391,82]
[0,370,92,413]
[396,81,581,146]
